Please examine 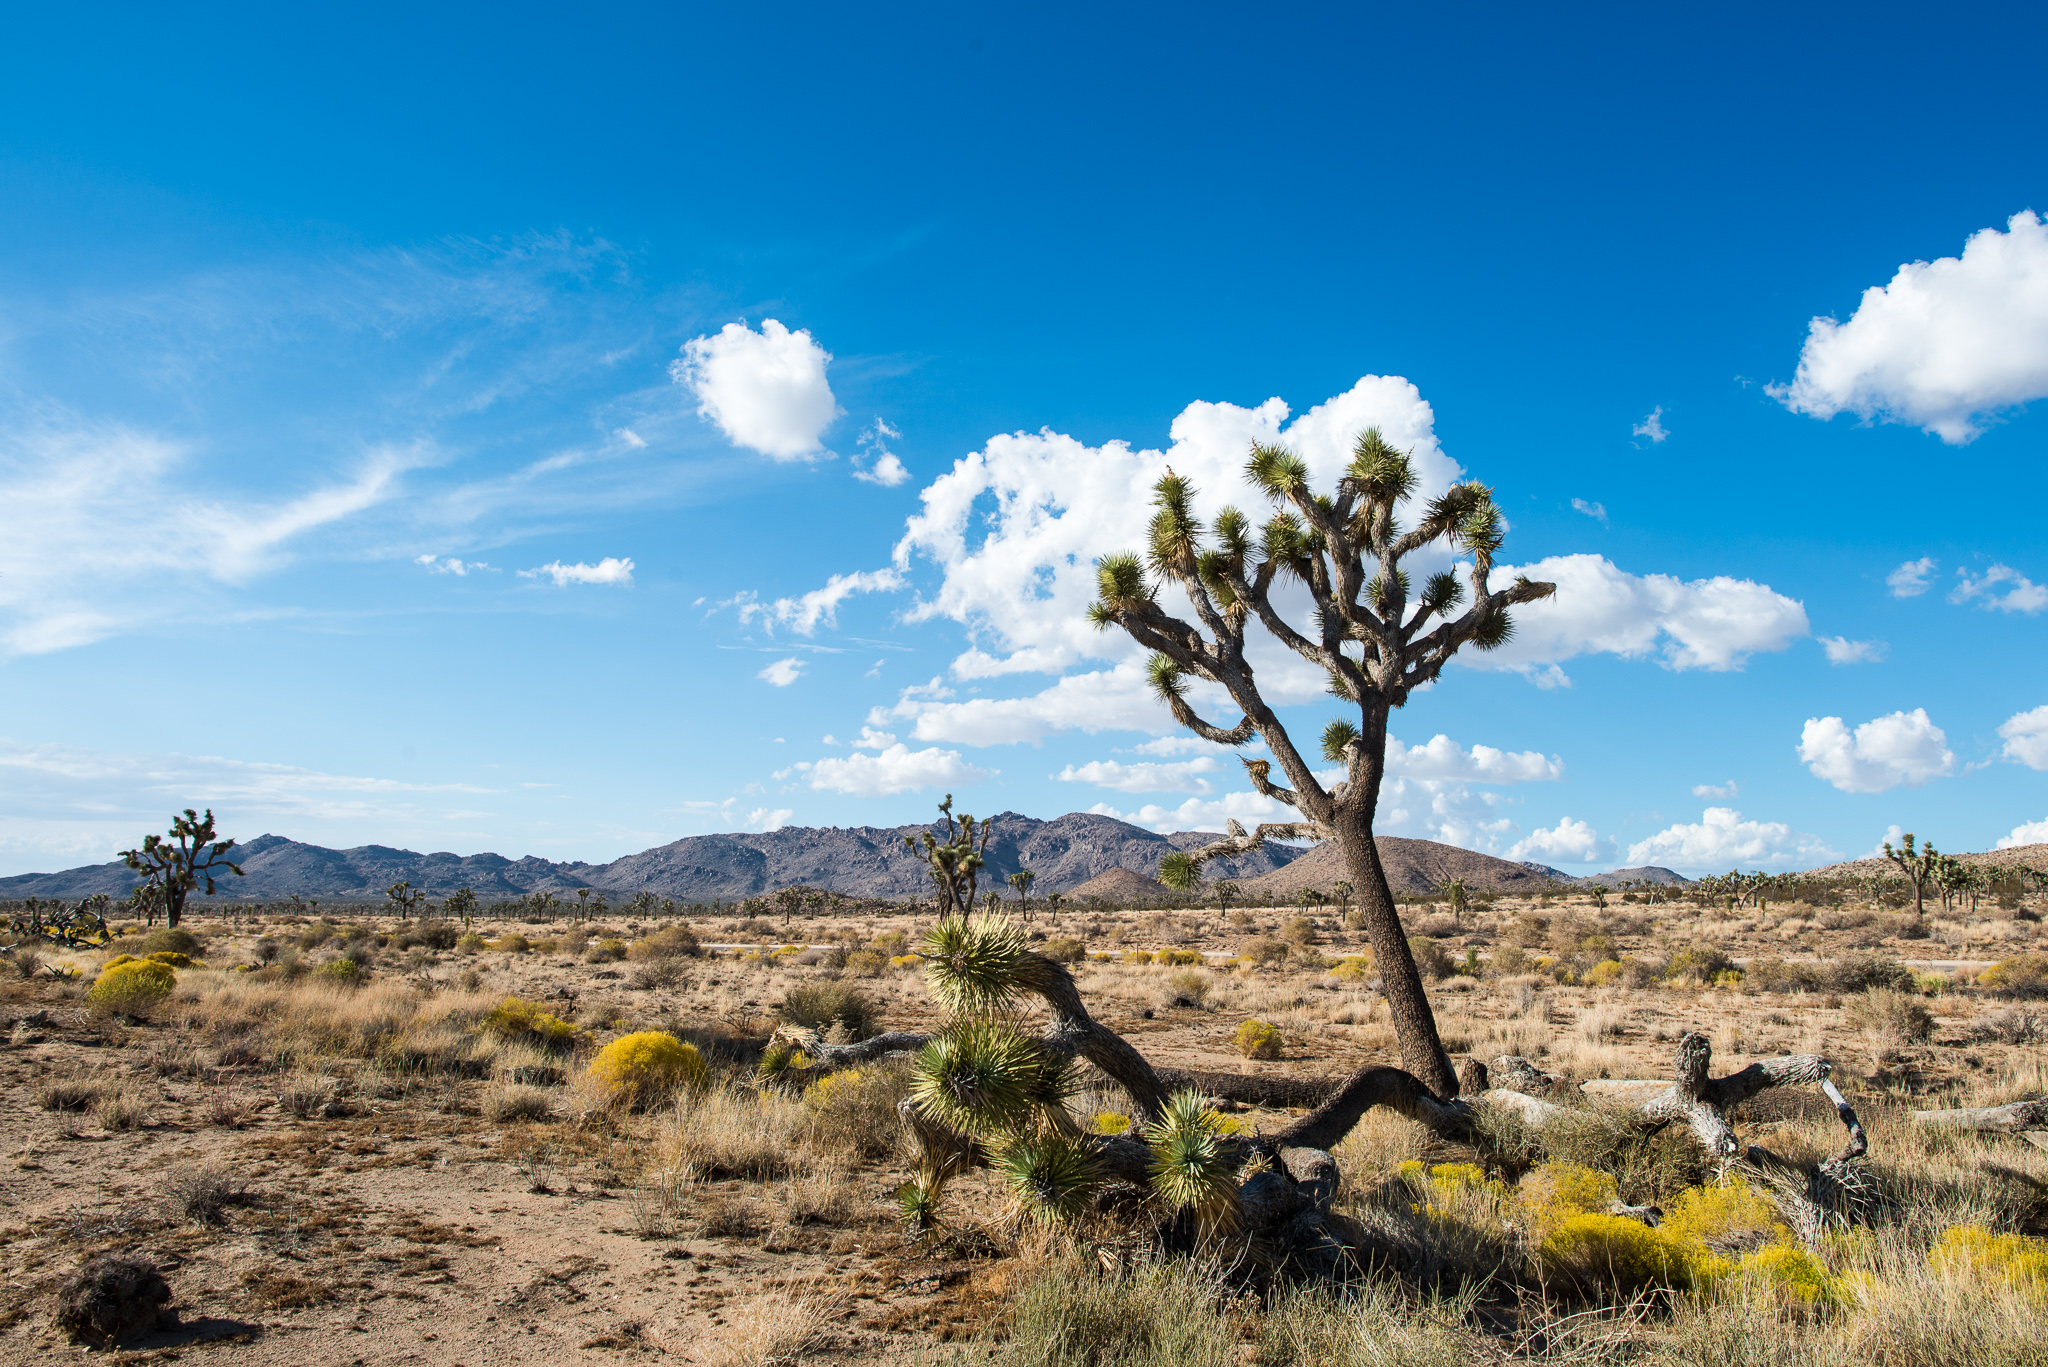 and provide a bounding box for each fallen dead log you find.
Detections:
[1910,1097,2048,1133]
